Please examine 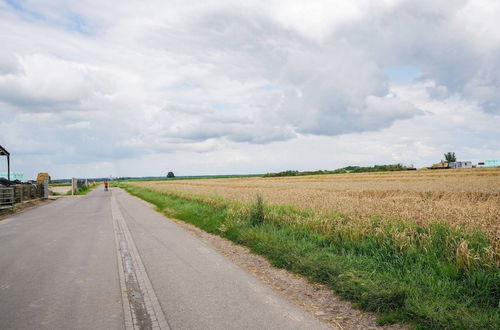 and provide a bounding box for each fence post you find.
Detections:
[71,178,76,195]
[43,178,49,199]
